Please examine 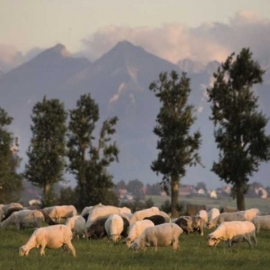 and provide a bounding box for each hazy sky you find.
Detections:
[1,0,270,70]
